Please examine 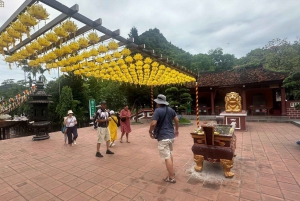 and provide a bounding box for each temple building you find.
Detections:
[194,65,290,116]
